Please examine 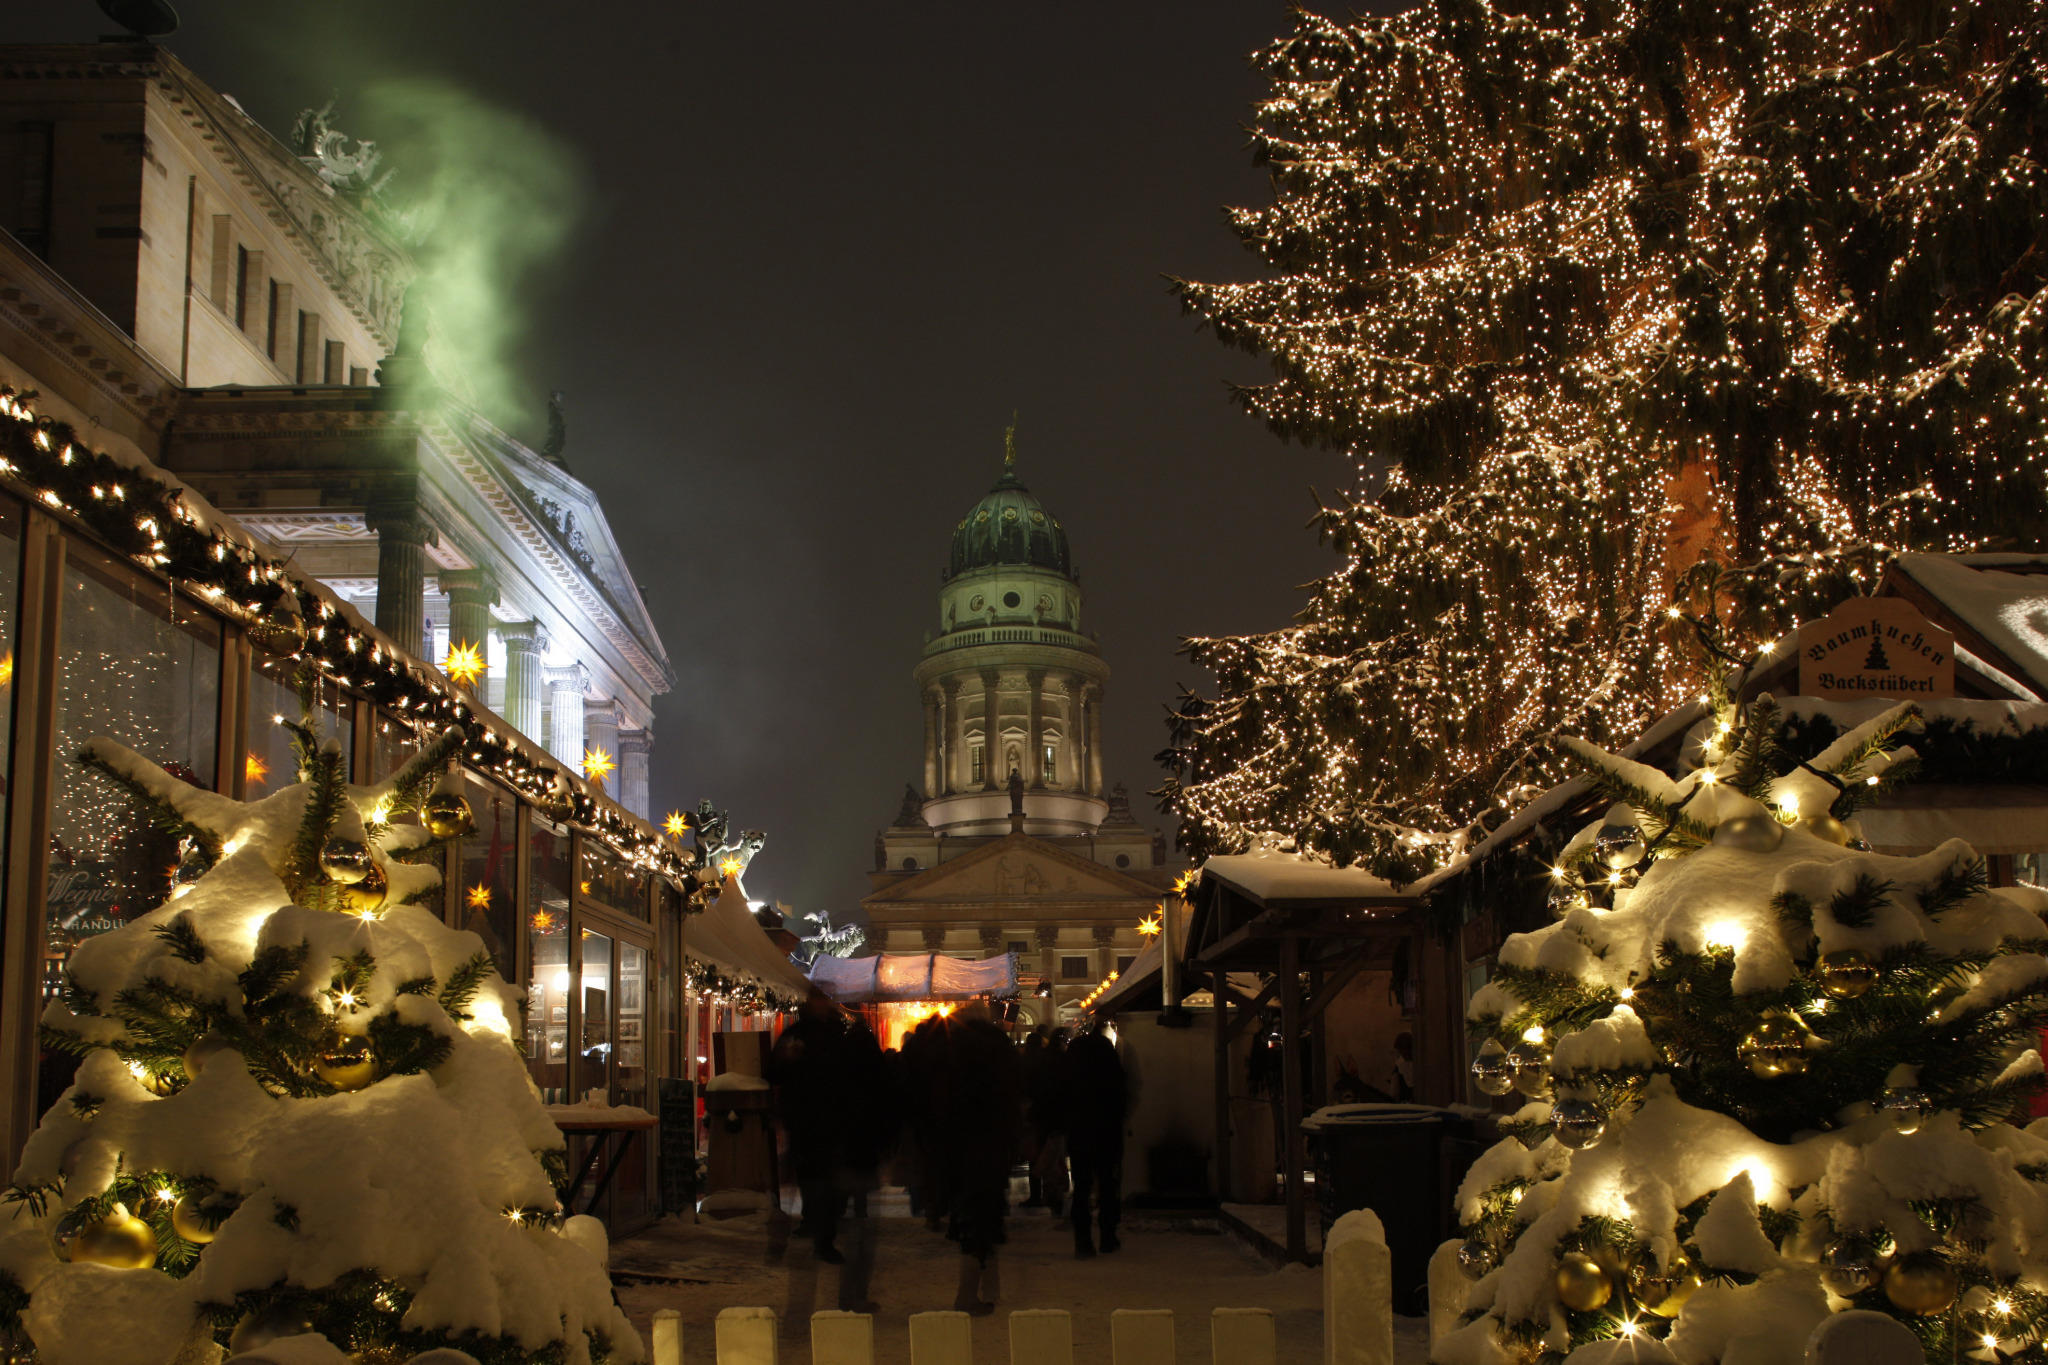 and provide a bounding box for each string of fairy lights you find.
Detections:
[1163,0,2047,879]
[0,388,796,1012]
